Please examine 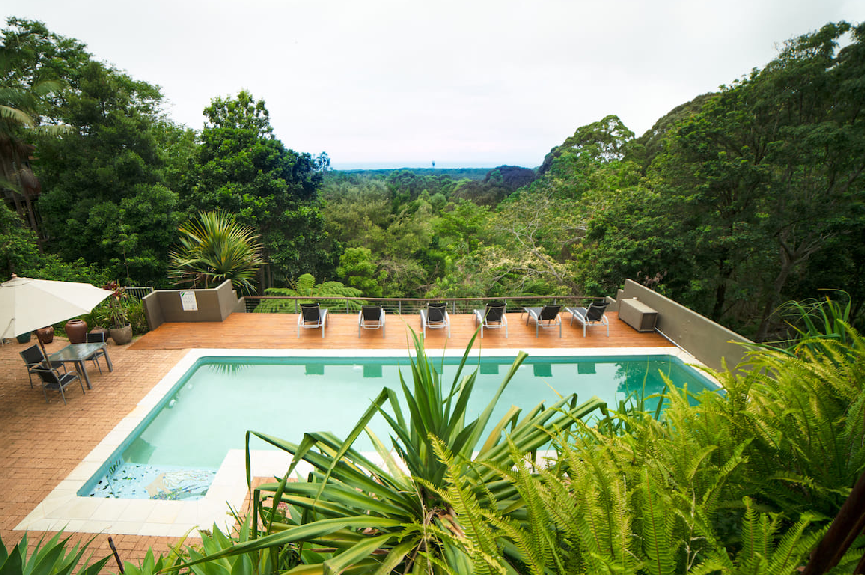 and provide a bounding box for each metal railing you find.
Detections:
[125,287,154,301]
[242,295,600,315]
